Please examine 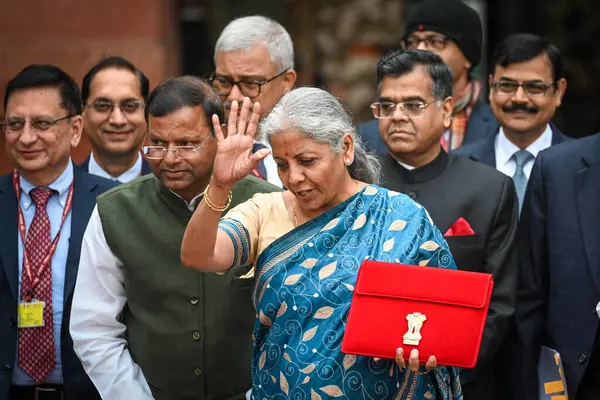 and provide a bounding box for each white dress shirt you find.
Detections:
[88,152,143,183]
[13,161,73,385]
[70,207,153,400]
[258,141,283,188]
[495,124,553,179]
[169,191,203,211]
[396,160,416,170]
